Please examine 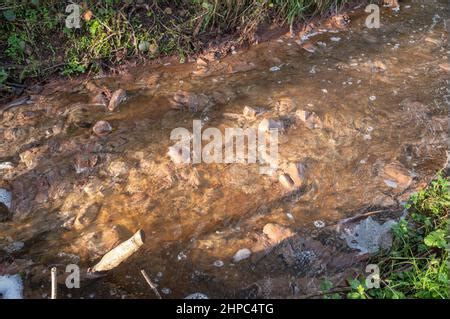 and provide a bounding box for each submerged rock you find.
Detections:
[263,223,294,244]
[170,91,209,112]
[107,160,129,177]
[74,203,101,230]
[91,92,108,107]
[285,162,305,188]
[19,145,48,169]
[381,162,413,191]
[93,120,112,136]
[74,153,99,174]
[108,89,127,111]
